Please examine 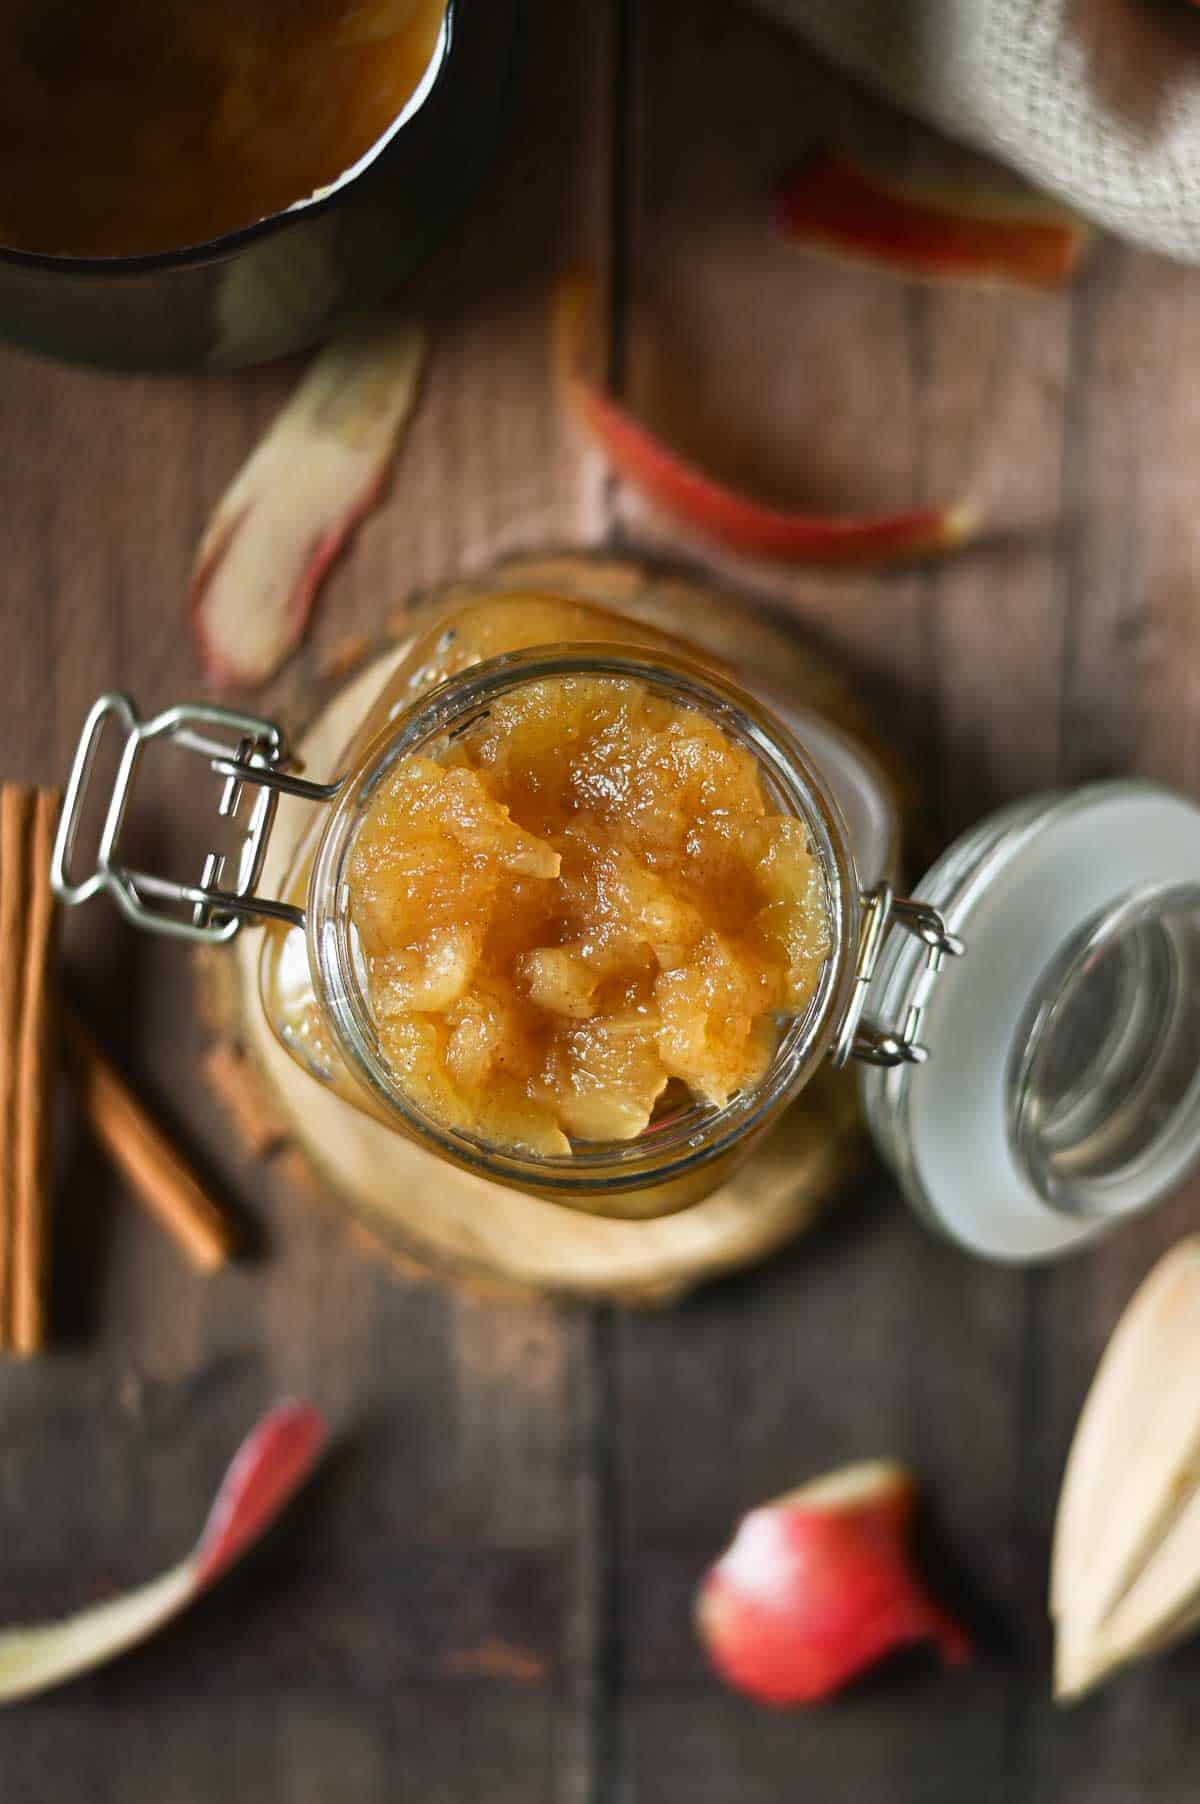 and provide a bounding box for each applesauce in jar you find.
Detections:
[258,593,840,1200]
[346,658,831,1156]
